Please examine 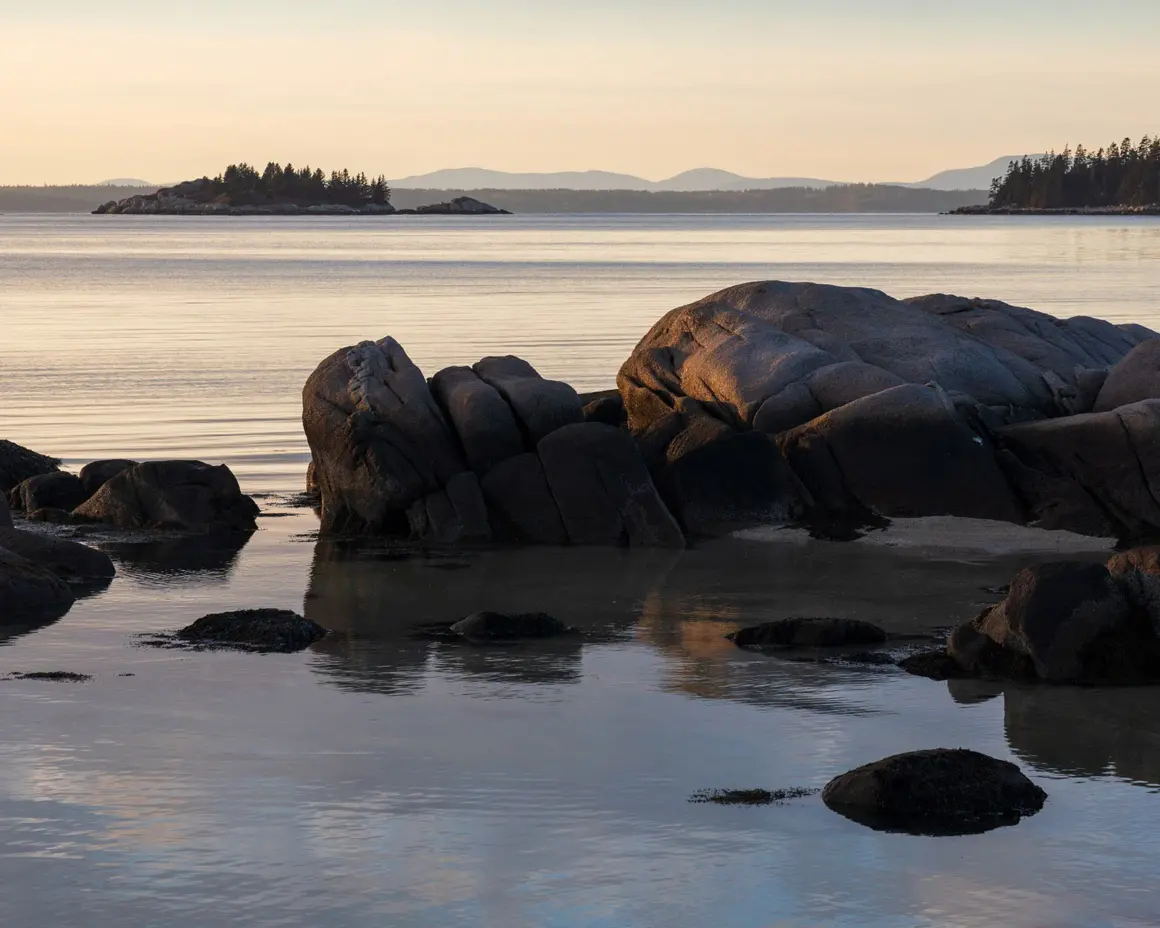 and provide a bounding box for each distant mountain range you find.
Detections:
[391,156,1038,192]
